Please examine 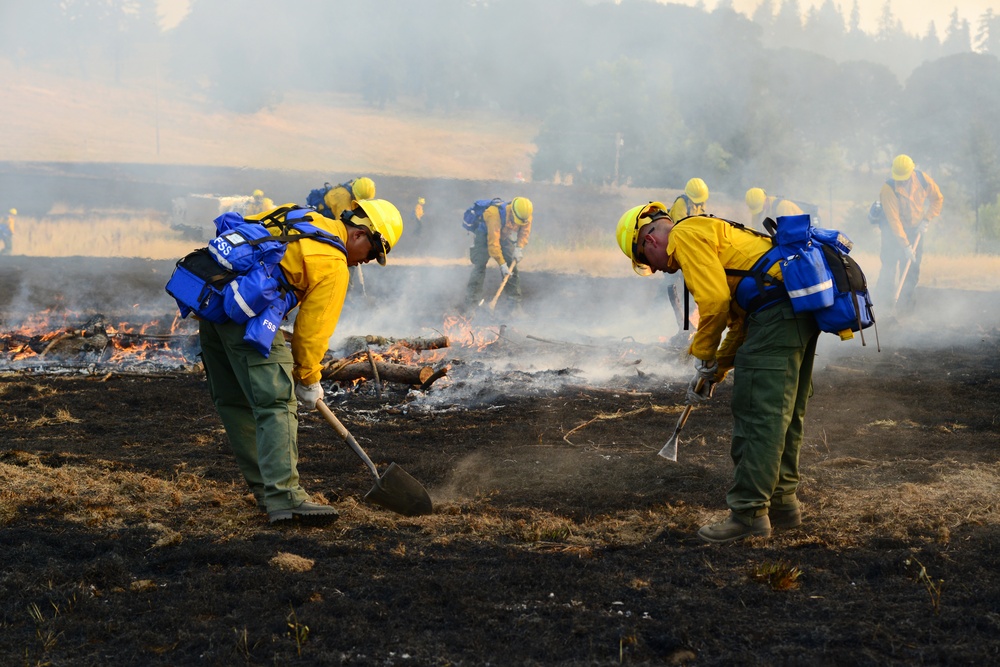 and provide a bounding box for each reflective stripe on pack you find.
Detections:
[786,278,833,300]
[228,279,258,319]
